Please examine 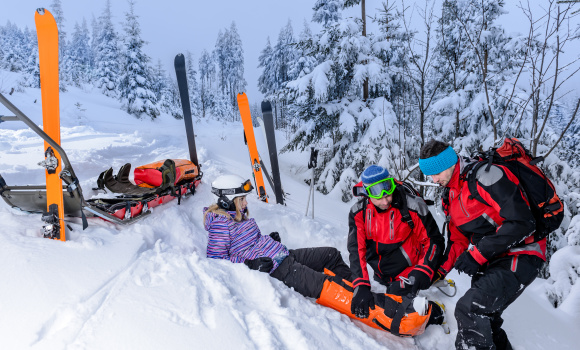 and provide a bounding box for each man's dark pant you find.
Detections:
[455,255,543,350]
[270,247,353,298]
